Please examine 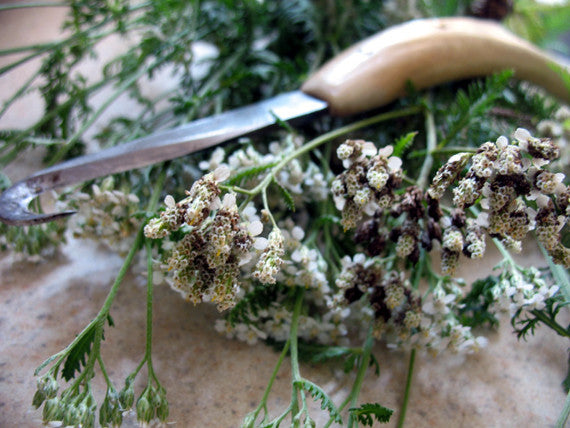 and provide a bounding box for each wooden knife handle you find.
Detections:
[301,17,570,116]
